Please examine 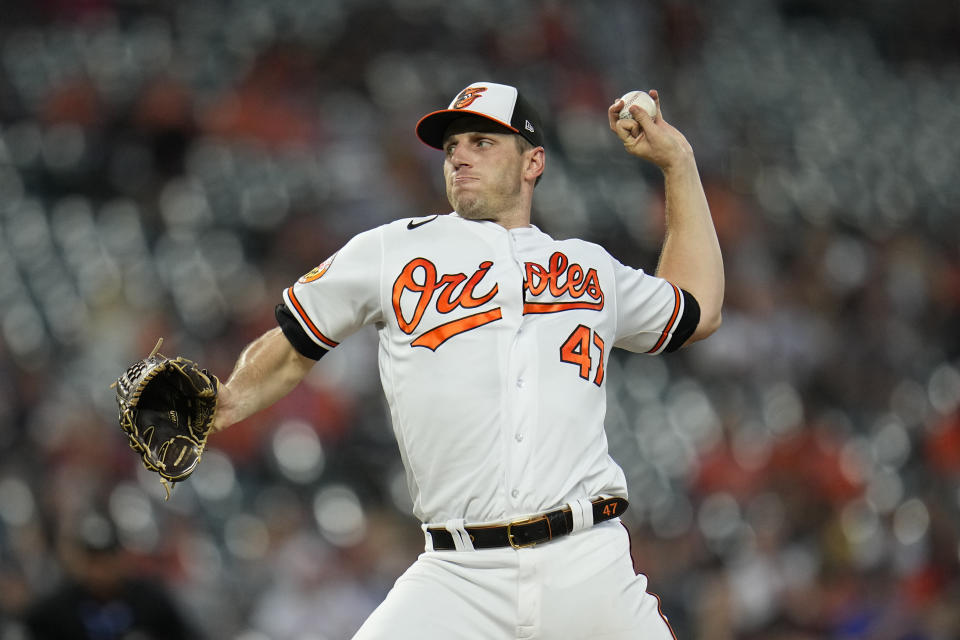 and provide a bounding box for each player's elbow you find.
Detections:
[687,279,723,344]
[702,308,722,337]
[688,308,722,345]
